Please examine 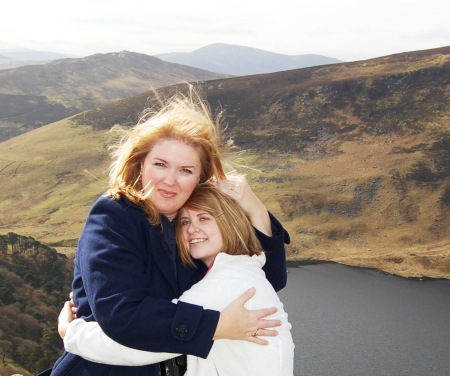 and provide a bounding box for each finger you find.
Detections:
[247,336,270,345]
[252,328,279,337]
[257,318,282,332]
[69,291,75,305]
[236,287,256,305]
[255,307,279,318]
